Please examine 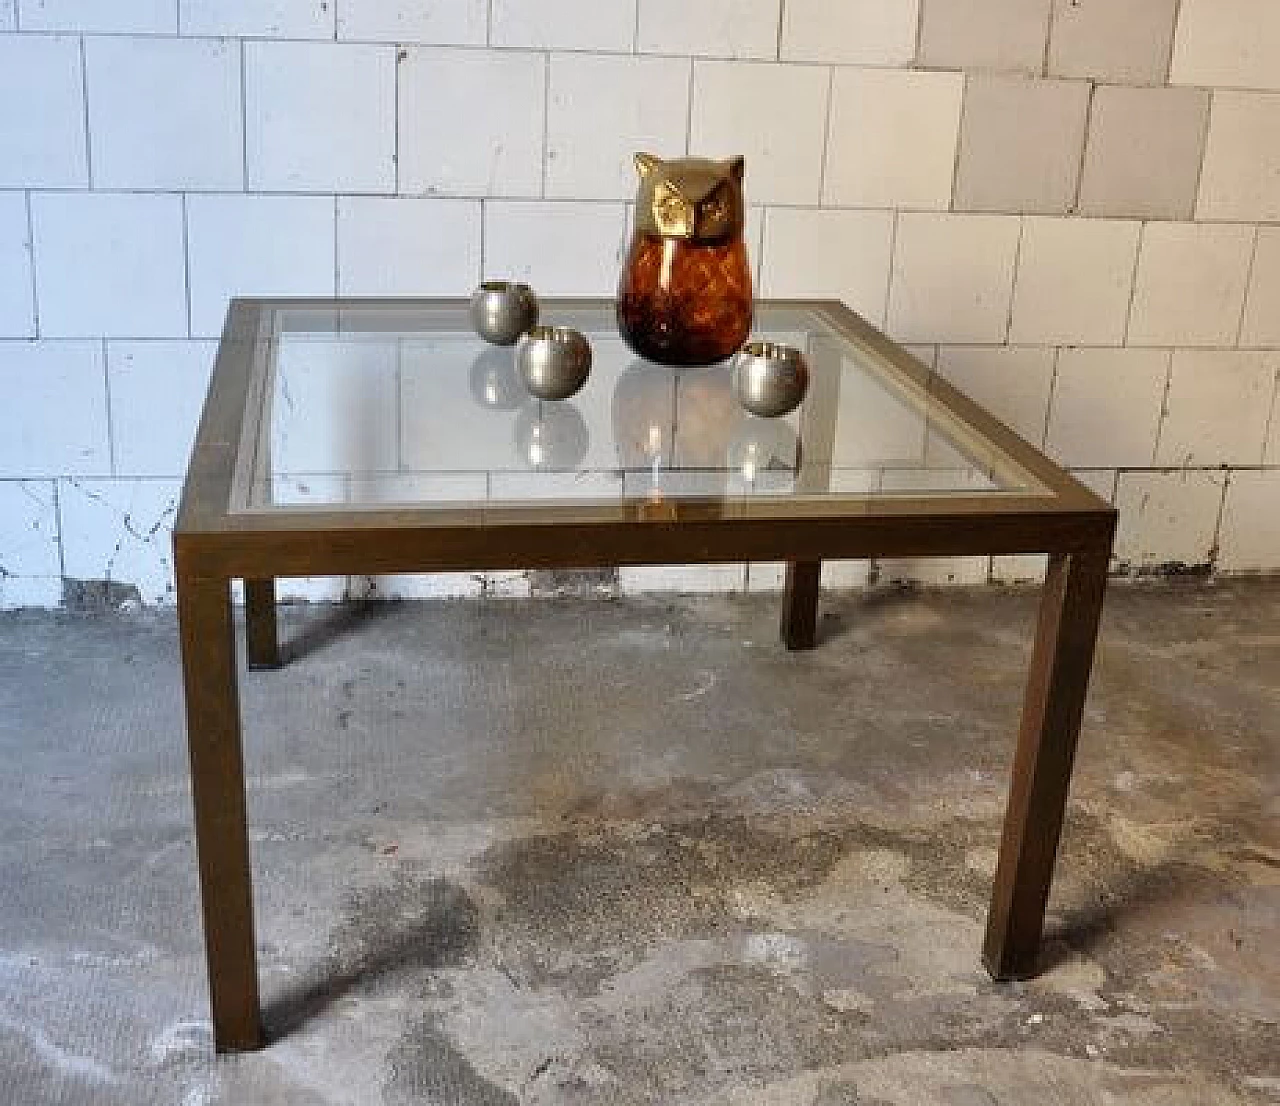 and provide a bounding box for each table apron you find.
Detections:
[175,511,1115,579]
